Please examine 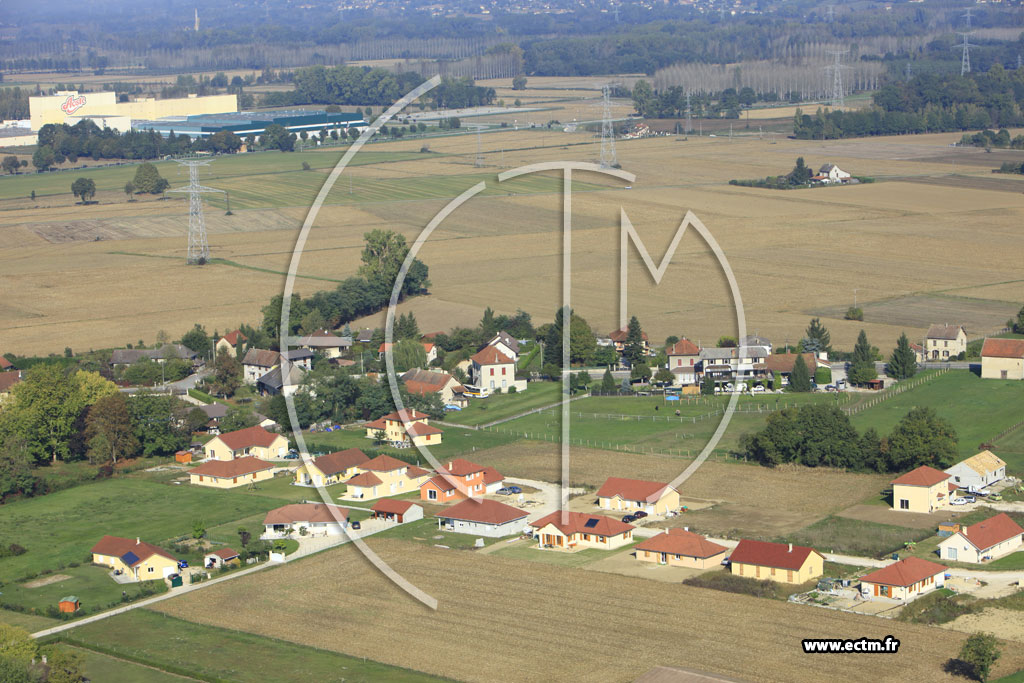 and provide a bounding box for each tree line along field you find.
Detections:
[3,127,1024,357]
[148,537,1024,683]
